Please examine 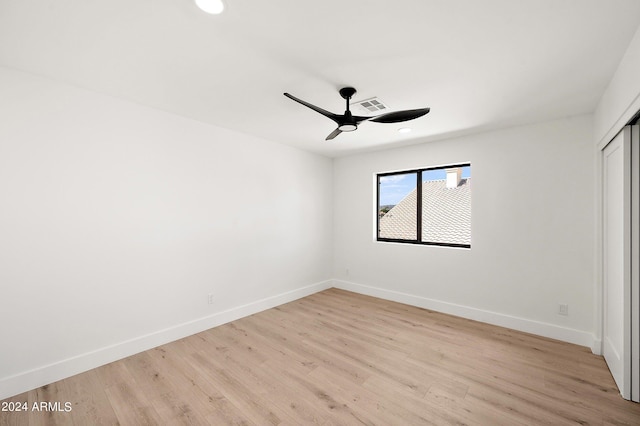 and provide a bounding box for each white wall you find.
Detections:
[595,23,640,147]
[333,116,596,347]
[0,67,333,399]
